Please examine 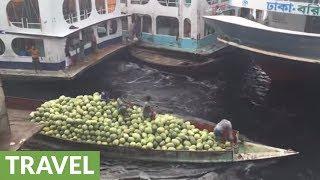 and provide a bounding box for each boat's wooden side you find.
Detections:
[129,46,230,74]
[23,134,235,163]
[6,96,298,163]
